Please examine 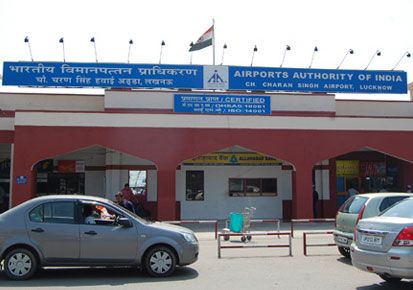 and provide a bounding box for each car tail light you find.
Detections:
[354,226,357,242]
[393,226,413,247]
[356,204,366,225]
